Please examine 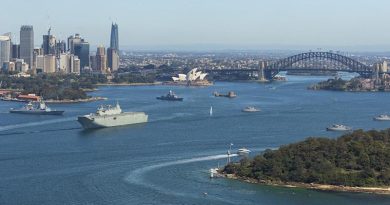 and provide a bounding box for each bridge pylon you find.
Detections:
[258,62,269,82]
